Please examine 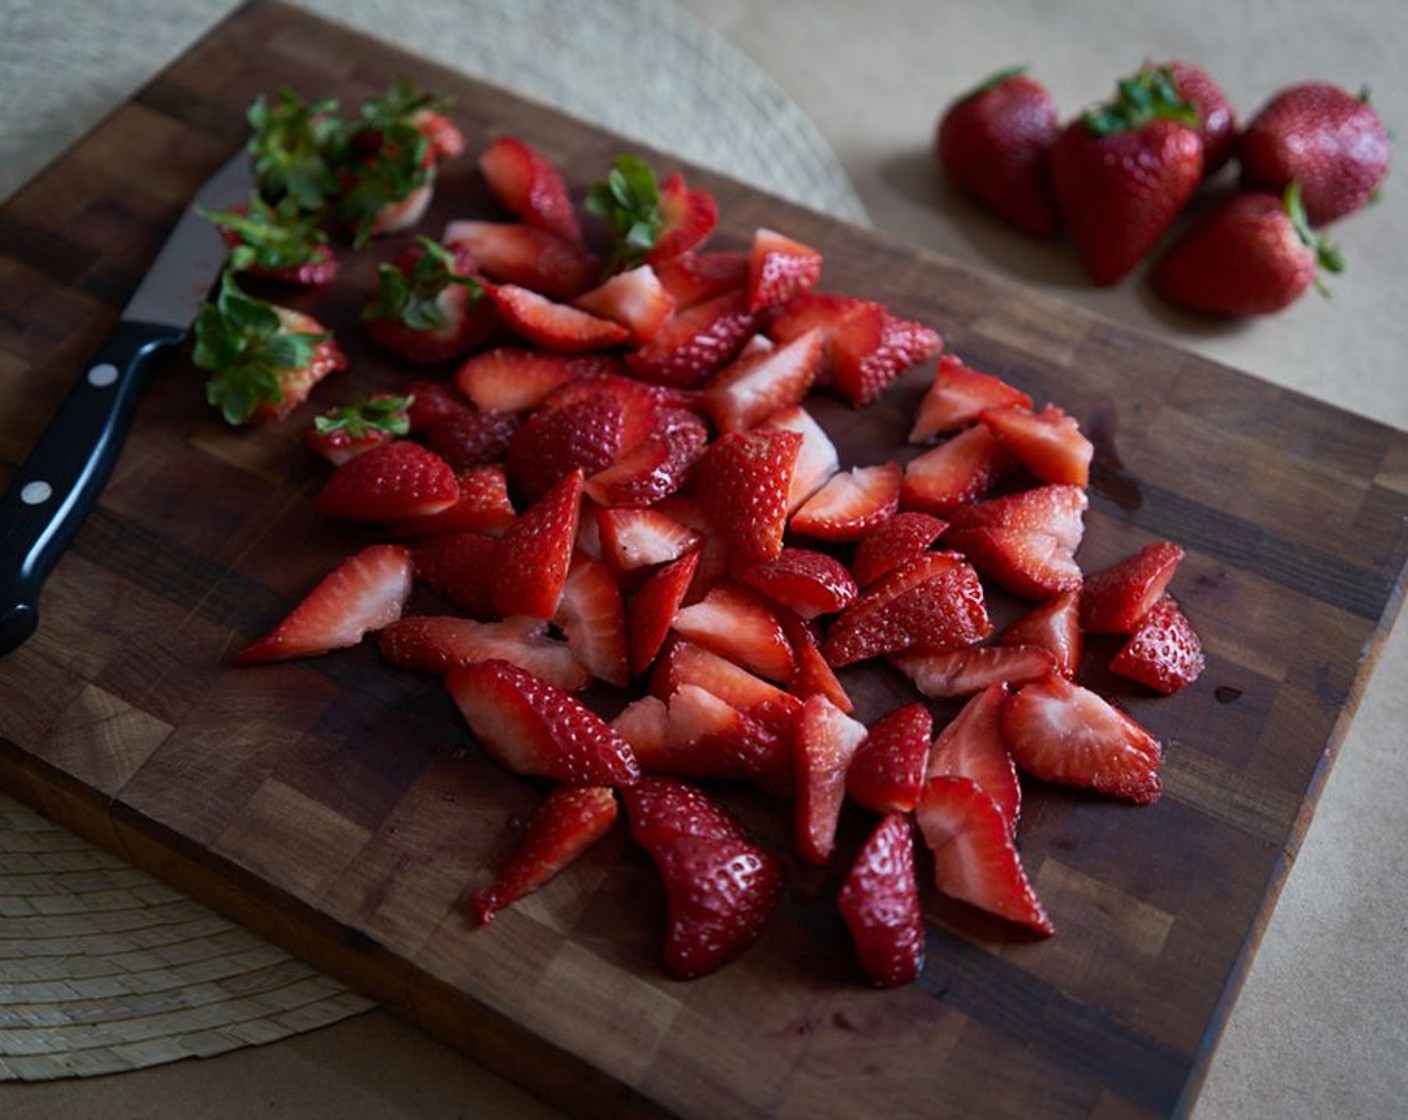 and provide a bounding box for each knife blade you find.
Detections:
[0,148,251,657]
